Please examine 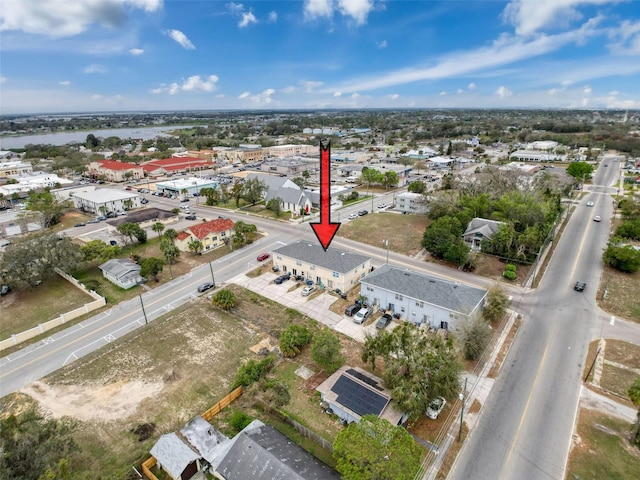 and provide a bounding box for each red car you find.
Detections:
[257,253,270,261]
